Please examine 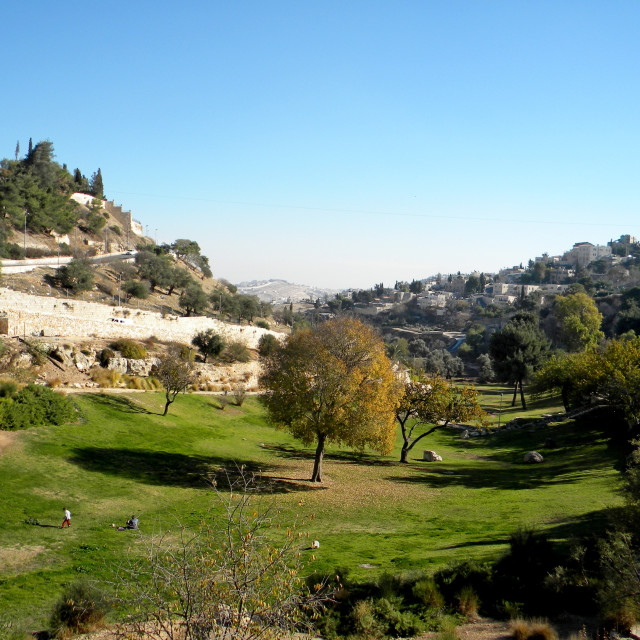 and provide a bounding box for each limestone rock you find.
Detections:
[524,451,544,464]
[73,351,95,371]
[50,347,74,367]
[423,450,443,462]
[107,357,128,373]
[460,430,469,439]
[127,357,160,376]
